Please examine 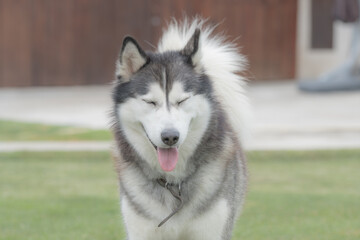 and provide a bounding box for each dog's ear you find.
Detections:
[117,36,148,82]
[181,28,201,67]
